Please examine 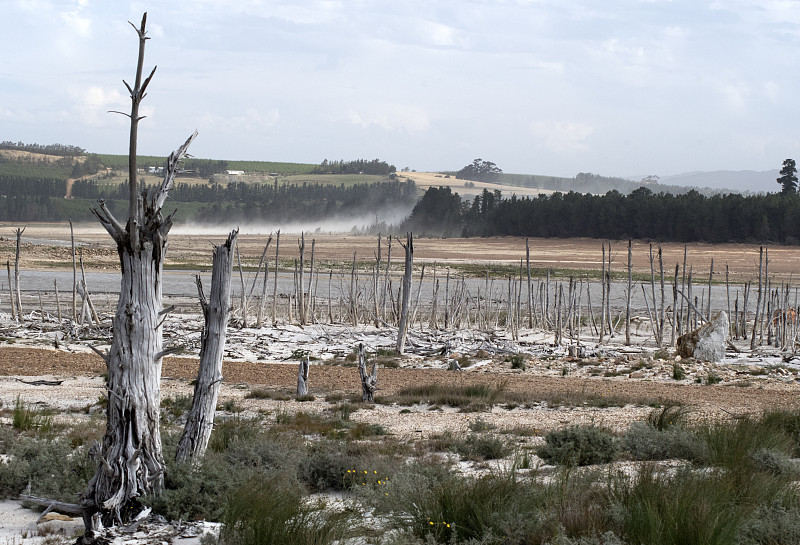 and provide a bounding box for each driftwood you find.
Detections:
[19,494,82,517]
[357,343,378,402]
[176,230,238,463]
[16,378,64,386]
